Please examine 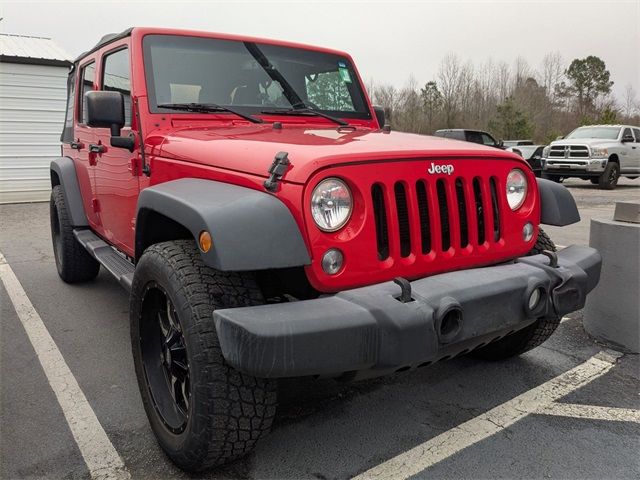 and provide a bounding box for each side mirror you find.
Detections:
[85,91,134,151]
[621,134,634,143]
[498,139,504,148]
[373,105,386,128]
